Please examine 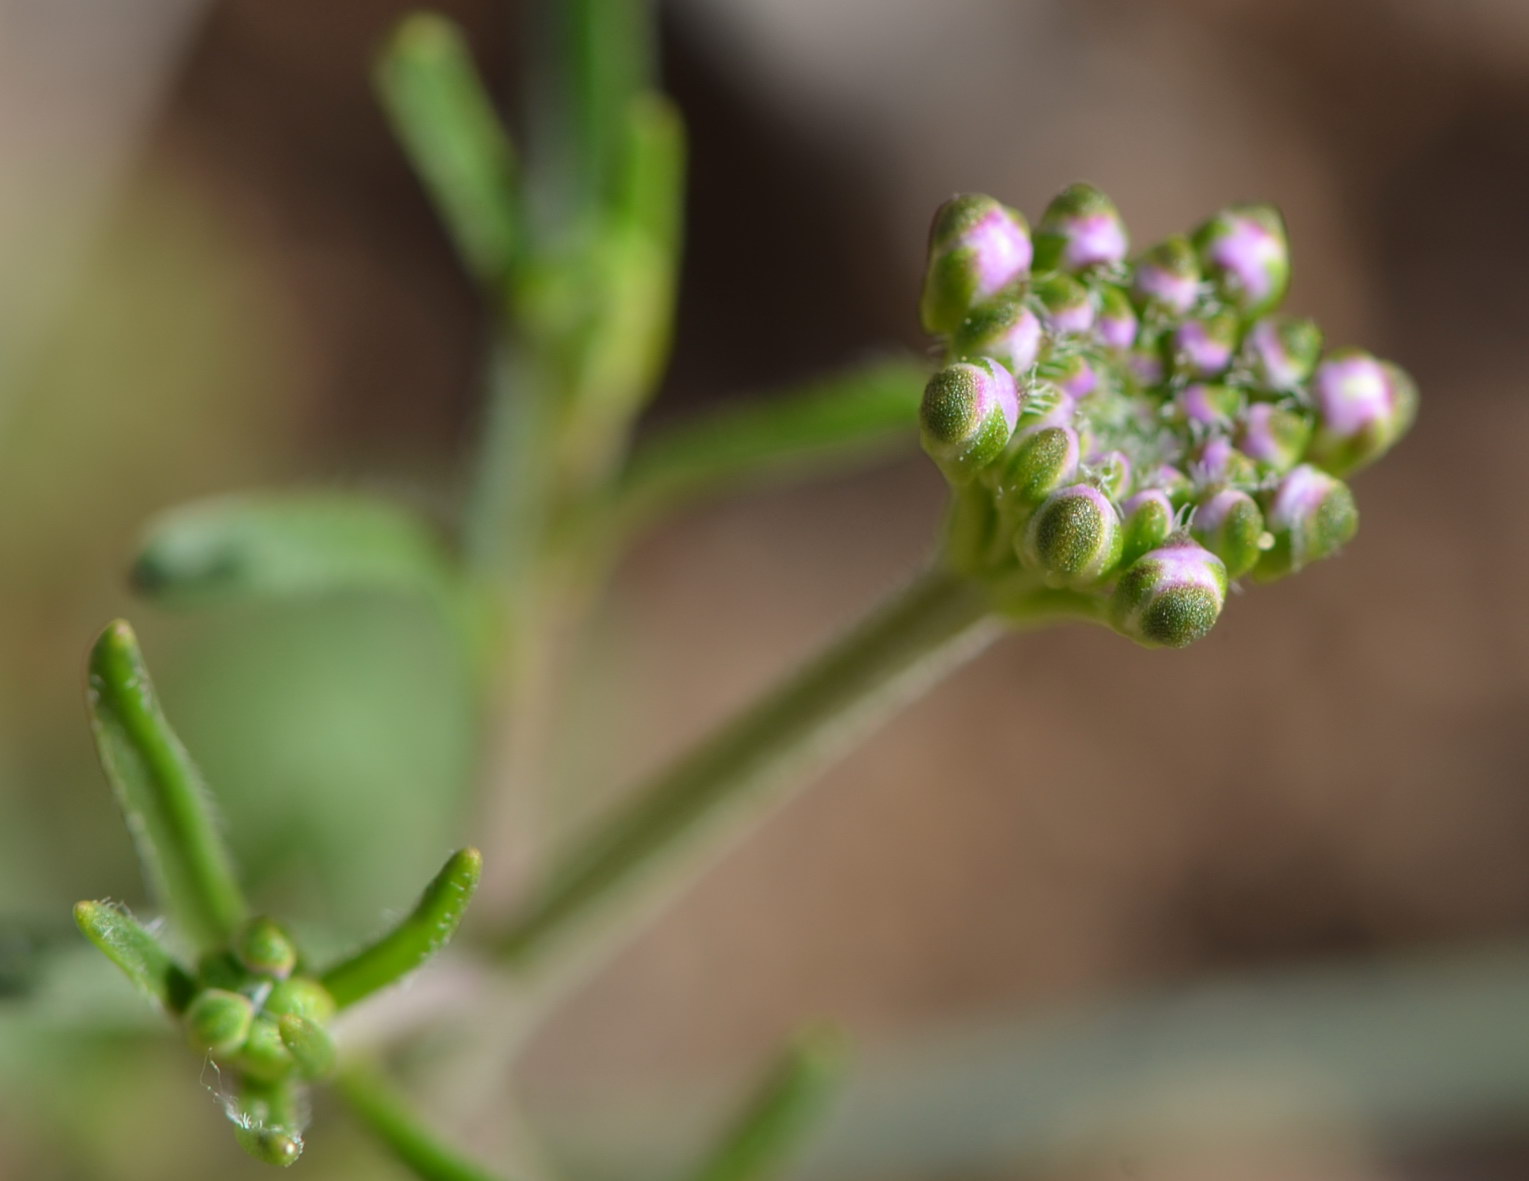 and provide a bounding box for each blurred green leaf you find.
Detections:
[87,620,248,948]
[376,13,519,287]
[71,901,195,1014]
[684,1026,847,1181]
[133,491,462,615]
[610,358,927,534]
[563,0,653,214]
[321,848,482,1010]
